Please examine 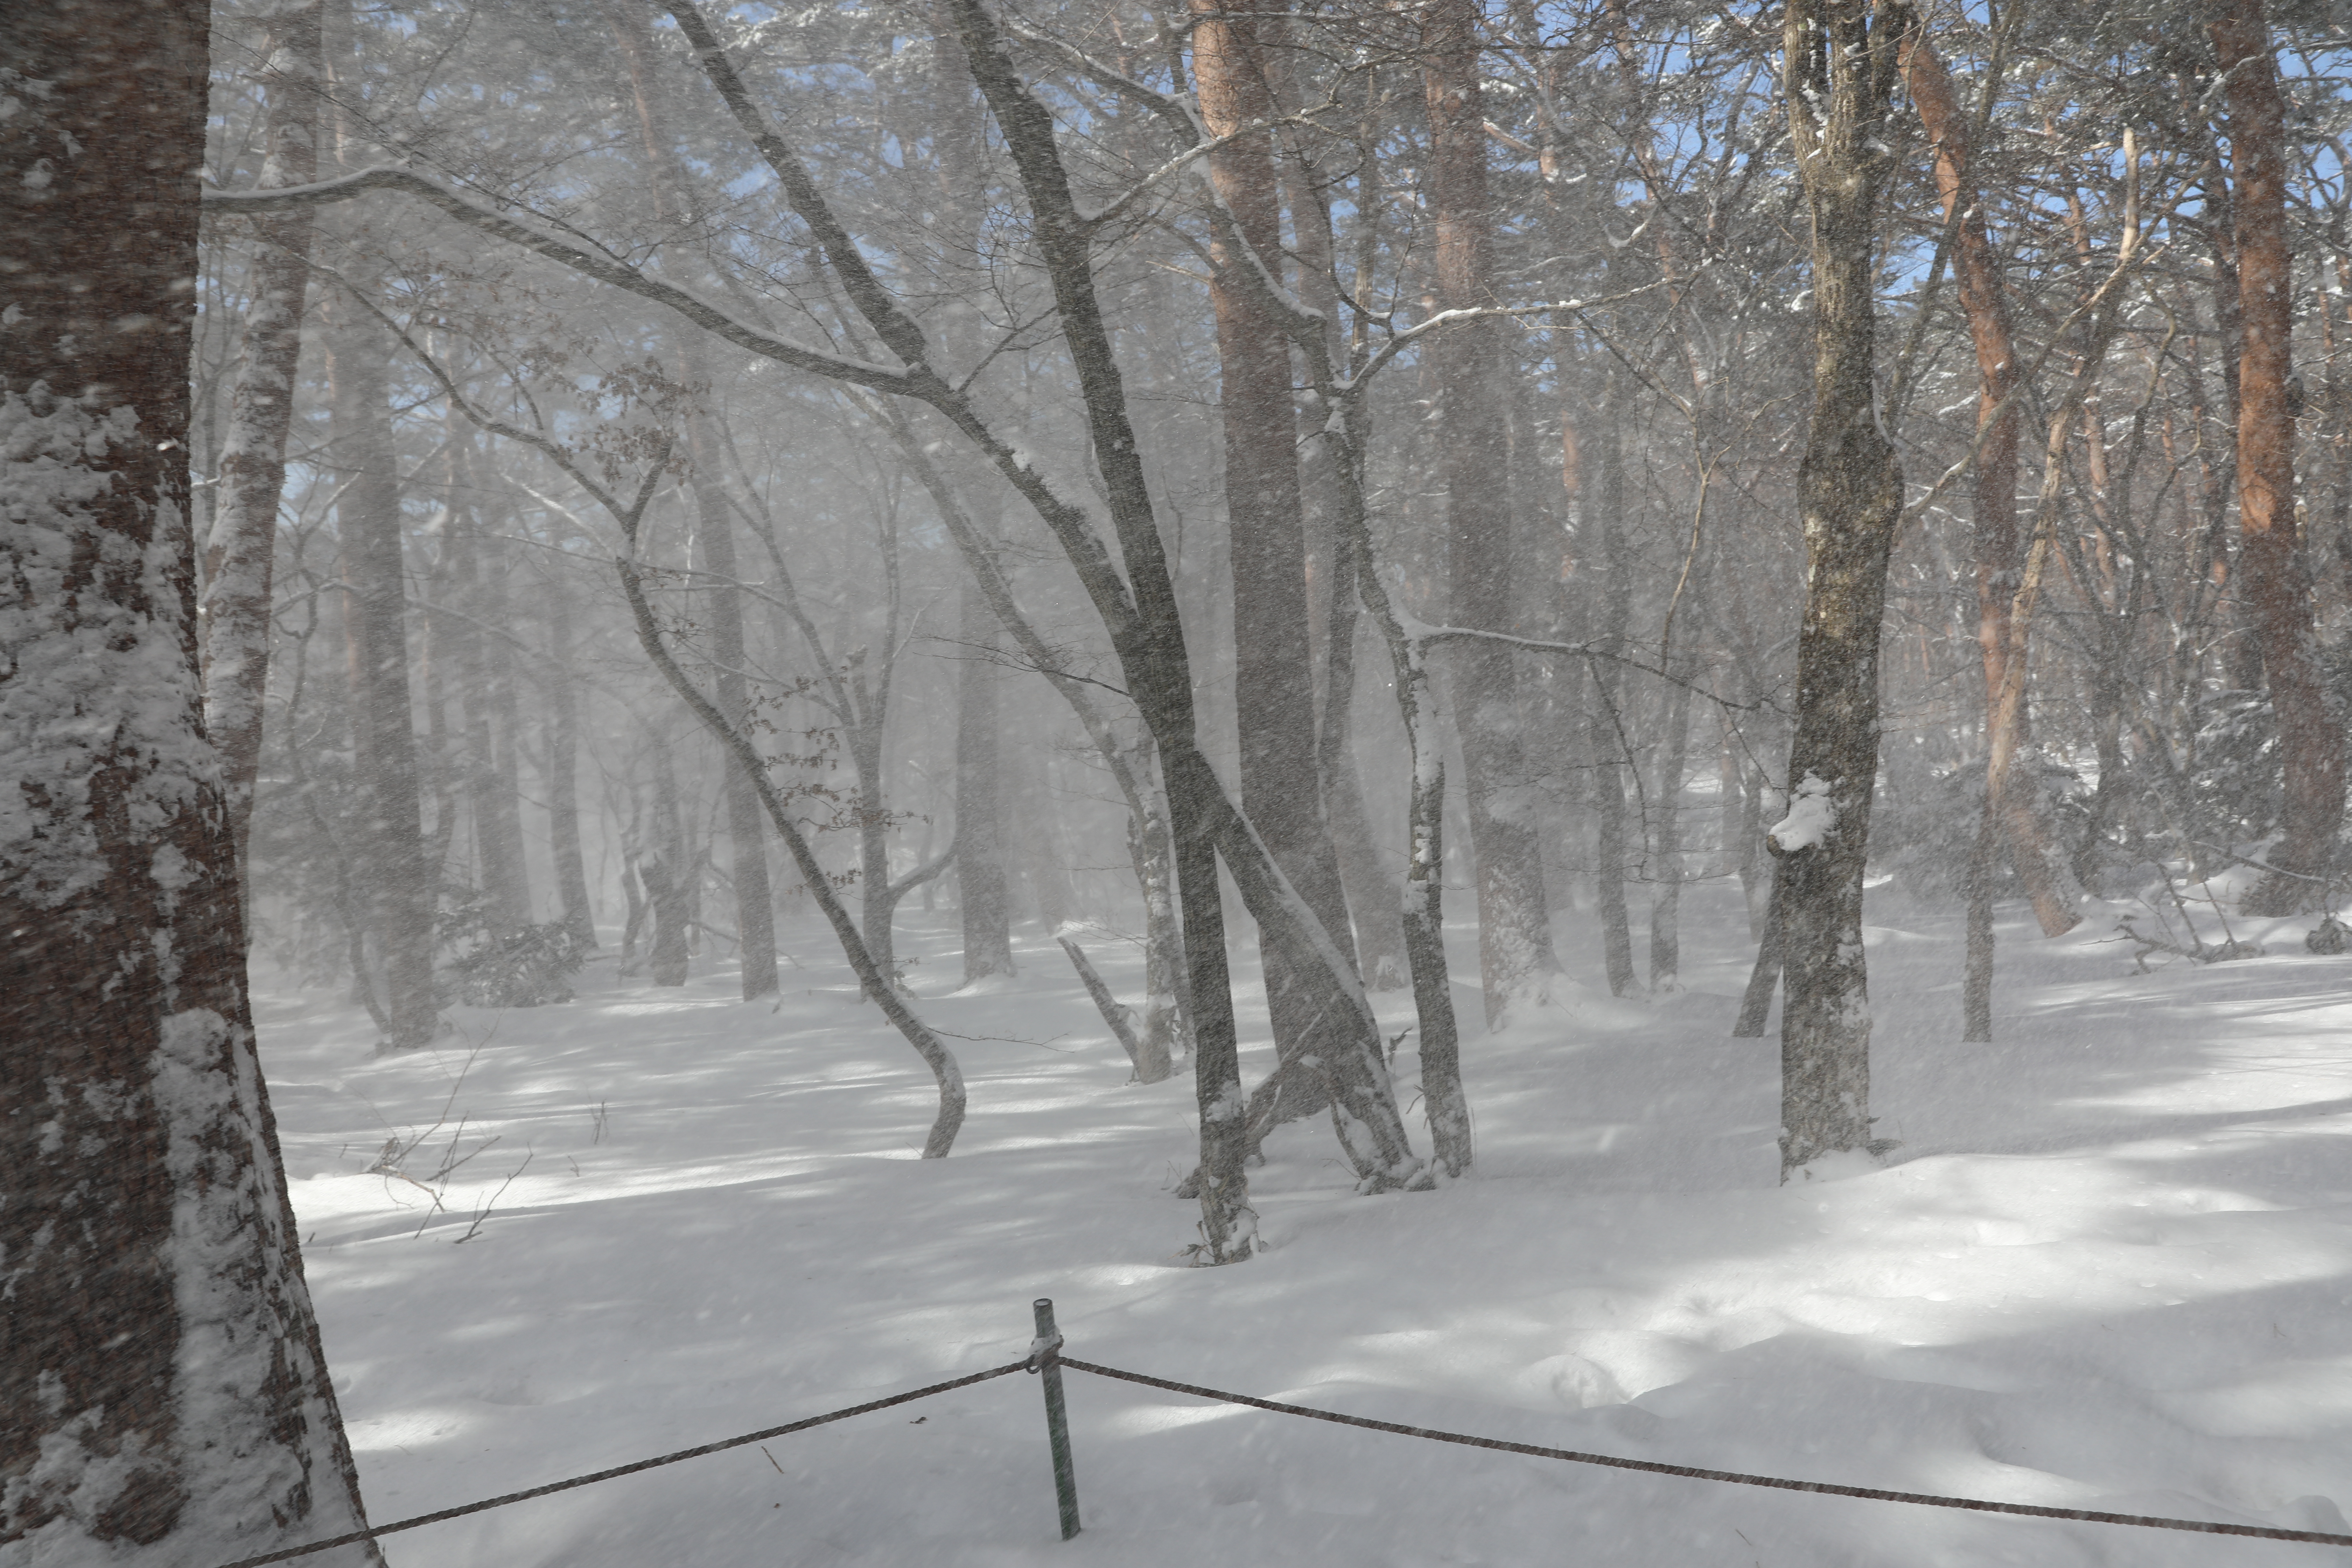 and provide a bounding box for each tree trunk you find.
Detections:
[1424,0,1560,1029]
[543,565,597,947]
[324,293,437,1046]
[955,578,1016,981]
[1189,0,1359,1124]
[2214,0,2346,910]
[1775,0,1905,1178]
[1898,24,2083,941]
[686,418,780,995]
[0,4,378,1554]
[1647,663,1695,990]
[644,735,692,985]
[1590,388,1640,995]
[448,446,533,932]
[198,0,323,872]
